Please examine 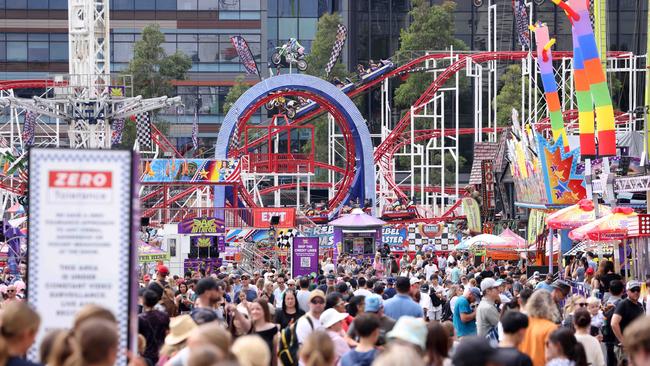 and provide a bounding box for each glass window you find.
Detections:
[299,0,317,16]
[268,18,278,41]
[134,0,155,9]
[219,42,237,62]
[219,11,240,19]
[50,0,67,8]
[50,33,68,41]
[298,18,317,39]
[6,33,27,41]
[278,17,298,40]
[248,41,261,59]
[177,0,196,10]
[28,33,48,41]
[0,42,6,62]
[240,0,259,10]
[198,42,218,63]
[162,42,176,54]
[198,0,218,10]
[240,11,260,19]
[6,0,26,8]
[50,42,68,61]
[113,43,133,62]
[7,42,27,61]
[28,41,48,62]
[268,0,277,16]
[113,0,134,9]
[156,0,176,9]
[218,0,238,10]
[178,42,199,61]
[114,34,135,42]
[28,0,48,8]
[178,34,197,42]
[278,0,297,16]
[164,34,176,42]
[198,34,218,42]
